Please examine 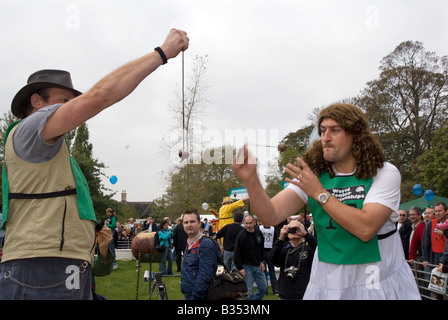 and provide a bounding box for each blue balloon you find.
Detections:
[424,189,434,202]
[412,184,423,196]
[109,175,118,185]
